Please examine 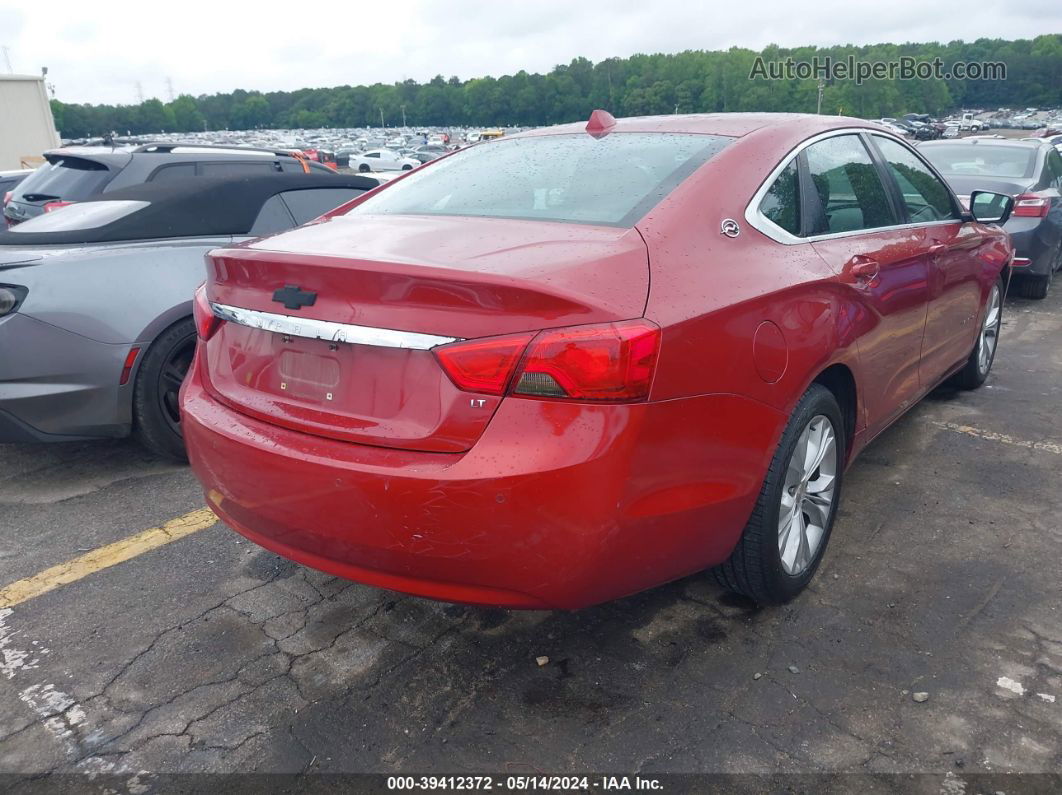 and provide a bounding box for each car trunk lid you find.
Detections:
[201,214,649,452]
